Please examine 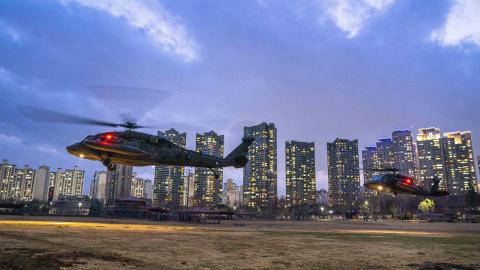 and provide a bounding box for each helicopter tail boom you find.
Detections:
[225,137,255,168]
